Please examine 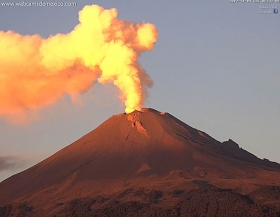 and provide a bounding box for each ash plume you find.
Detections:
[0,5,158,123]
